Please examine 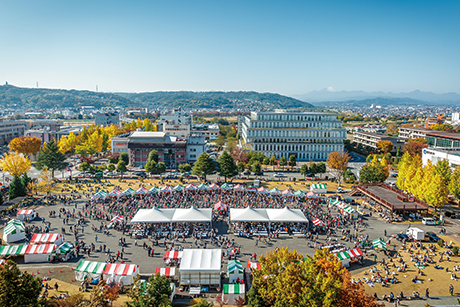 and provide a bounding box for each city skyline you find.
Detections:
[1,0,459,96]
